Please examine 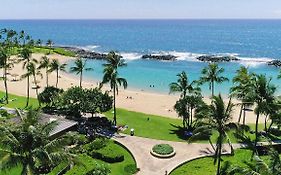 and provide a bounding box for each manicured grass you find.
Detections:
[0,91,39,109]
[10,46,76,57]
[105,108,184,142]
[64,141,137,175]
[104,109,264,143]
[170,149,267,175]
